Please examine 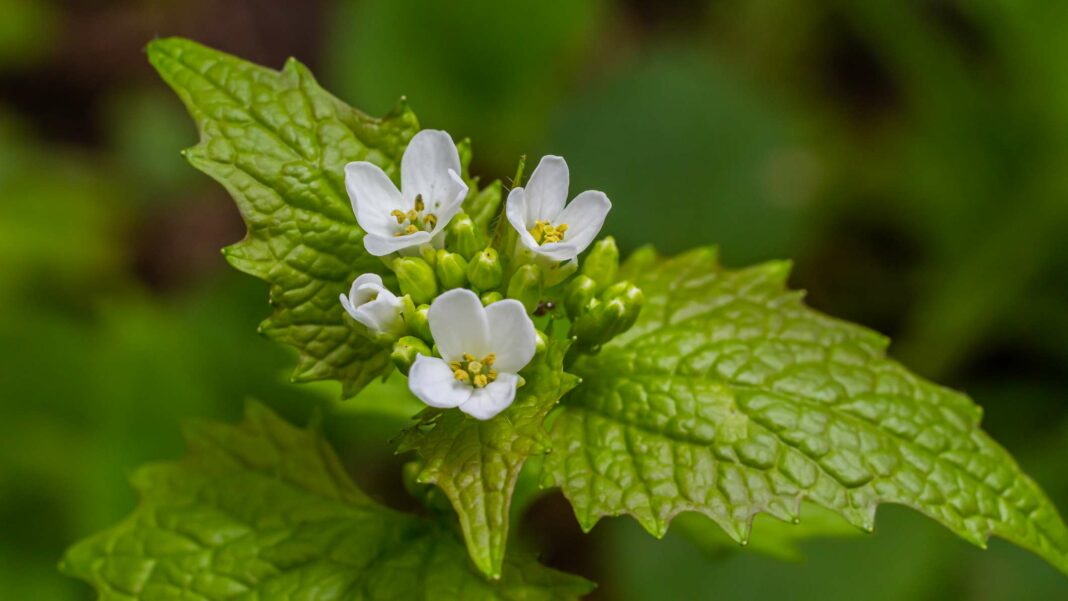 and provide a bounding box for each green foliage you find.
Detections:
[147,37,417,396]
[399,341,579,578]
[61,401,593,600]
[543,247,1068,575]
